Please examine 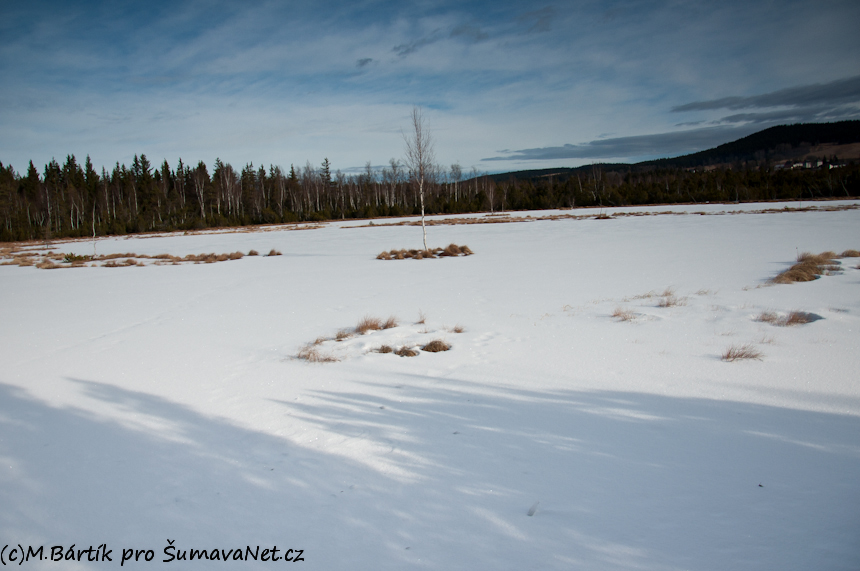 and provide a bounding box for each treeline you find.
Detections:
[0,154,858,242]
[0,155,494,242]
[495,161,860,212]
